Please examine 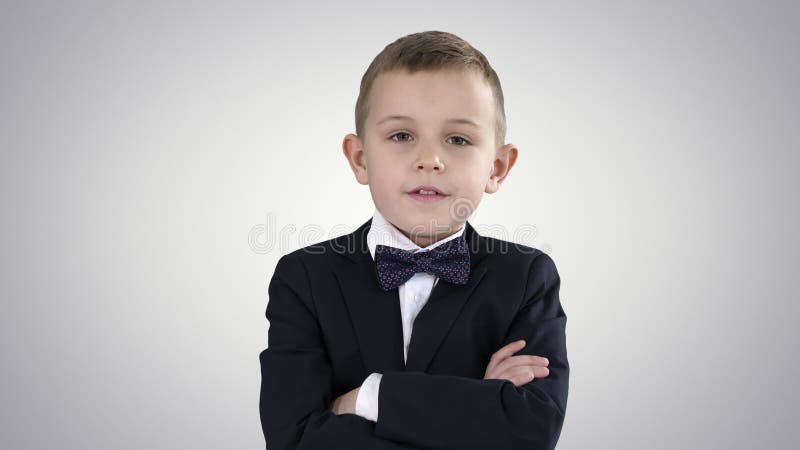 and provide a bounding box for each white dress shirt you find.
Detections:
[353,208,466,422]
